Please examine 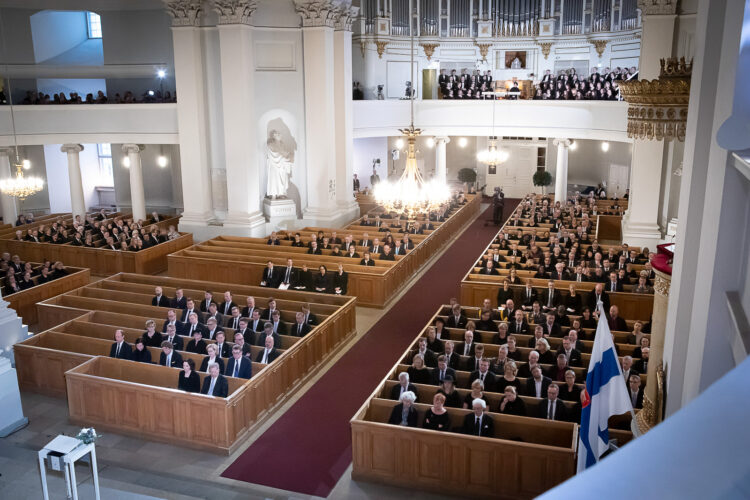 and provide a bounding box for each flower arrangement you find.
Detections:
[75,427,101,445]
